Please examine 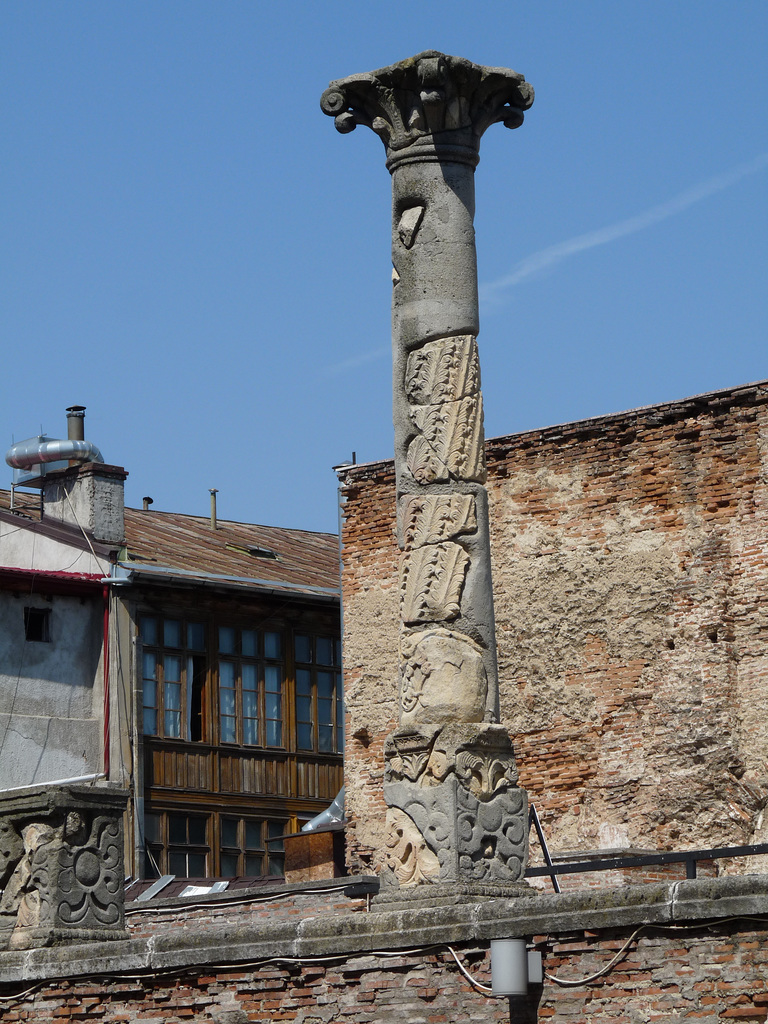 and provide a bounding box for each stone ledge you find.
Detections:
[4,875,768,985]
